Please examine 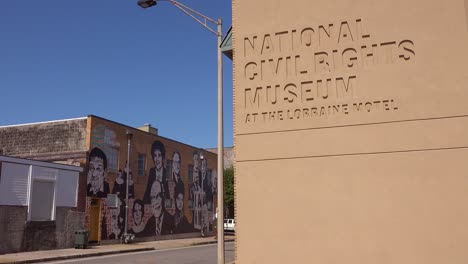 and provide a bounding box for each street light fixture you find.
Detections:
[137,0,157,8]
[137,1,225,263]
